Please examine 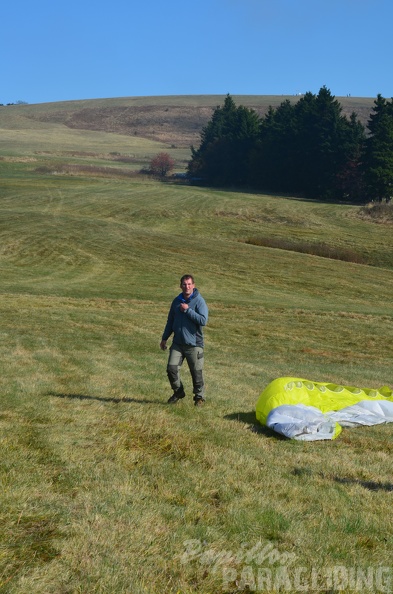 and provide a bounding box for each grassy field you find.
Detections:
[0,99,393,594]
